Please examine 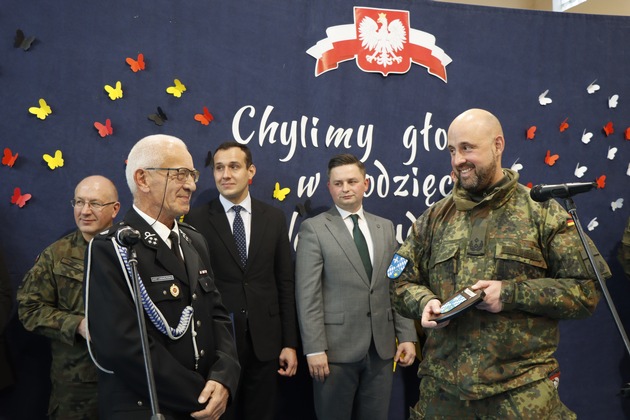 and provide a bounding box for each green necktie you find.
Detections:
[350,214,372,280]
